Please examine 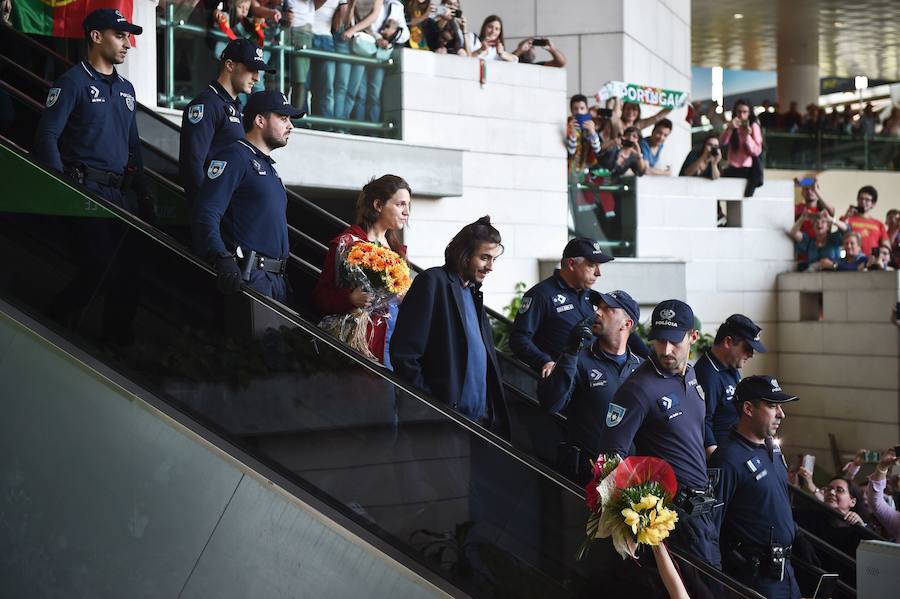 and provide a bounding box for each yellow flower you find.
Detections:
[654,507,678,531]
[637,526,663,546]
[621,508,641,535]
[632,494,661,513]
